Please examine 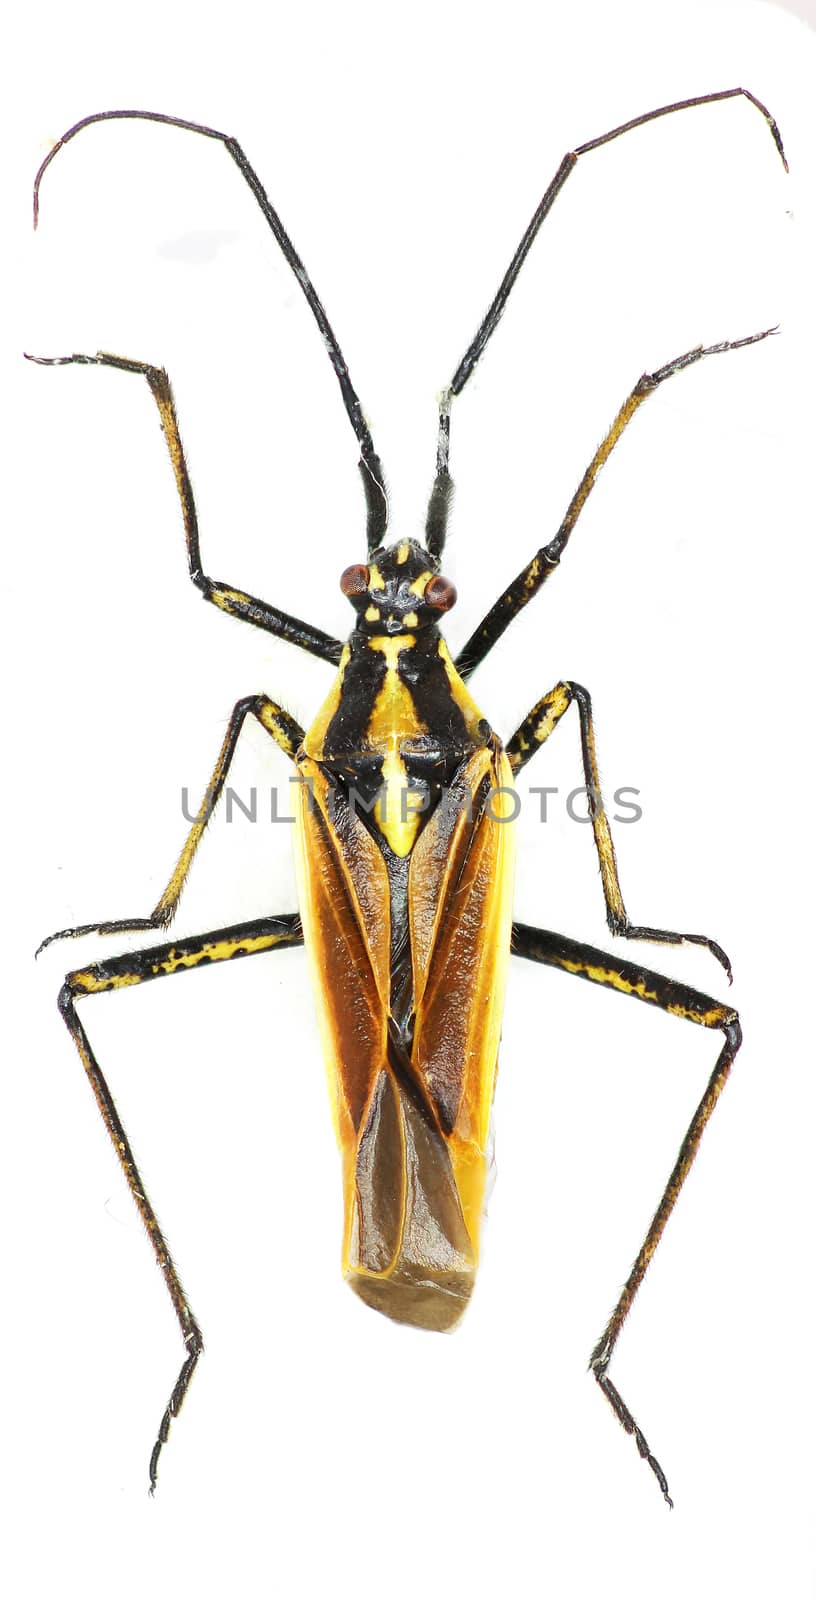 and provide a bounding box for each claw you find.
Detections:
[35,925,78,957]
